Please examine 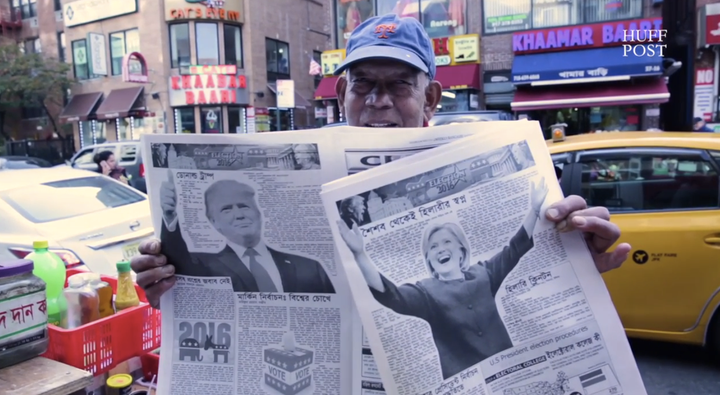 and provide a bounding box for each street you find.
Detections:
[633,339,720,394]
